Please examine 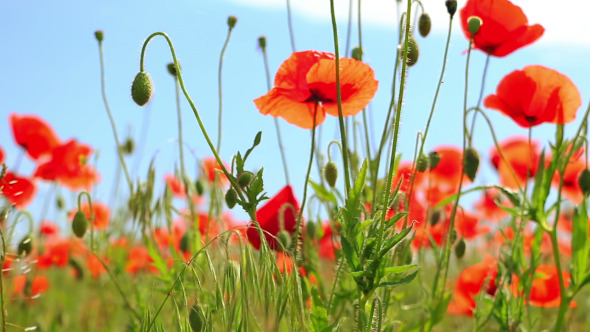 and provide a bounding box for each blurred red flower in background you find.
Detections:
[0,146,4,164]
[70,201,111,230]
[165,173,186,198]
[201,157,229,185]
[485,66,581,127]
[490,136,540,189]
[448,256,497,316]
[0,172,36,209]
[10,113,61,161]
[34,139,100,191]
[460,0,544,57]
[247,185,300,250]
[254,50,378,129]
[510,265,575,308]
